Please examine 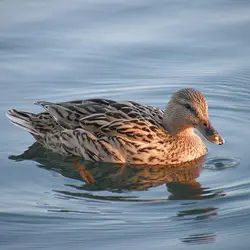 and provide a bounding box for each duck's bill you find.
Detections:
[197,122,225,145]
